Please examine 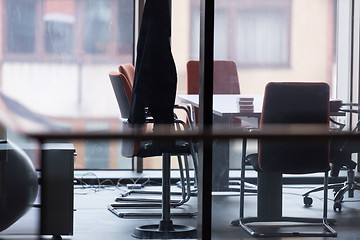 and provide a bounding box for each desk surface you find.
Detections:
[177,94,345,119]
[177,94,263,118]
